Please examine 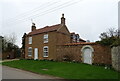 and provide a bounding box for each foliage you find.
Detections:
[22,33,26,49]
[2,60,120,79]
[96,28,119,46]
[96,37,118,46]
[99,28,118,39]
[112,38,120,46]
[2,33,21,58]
